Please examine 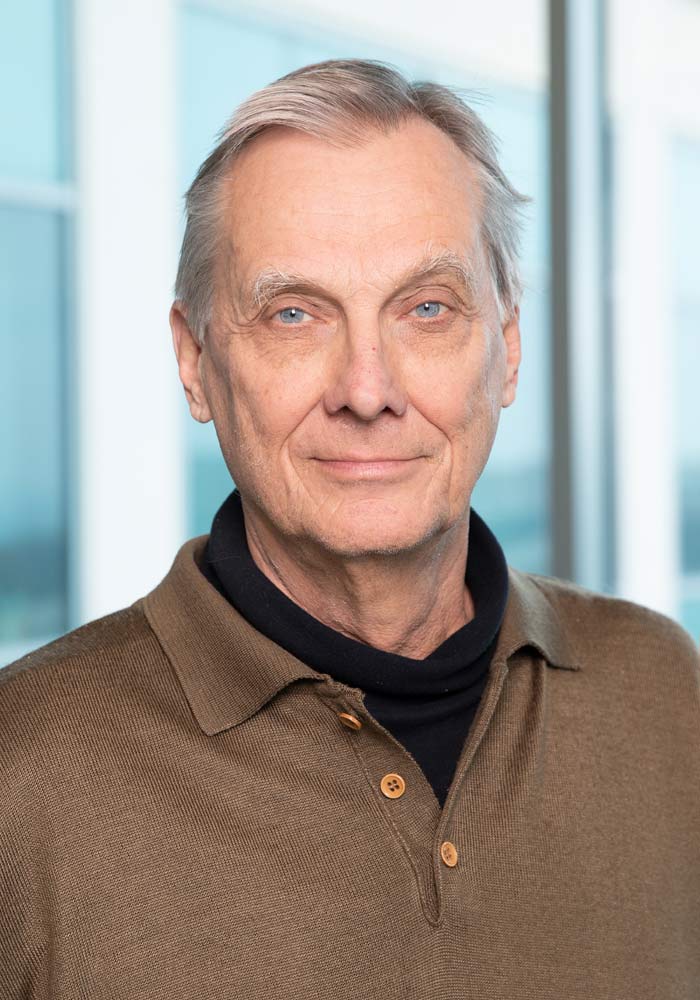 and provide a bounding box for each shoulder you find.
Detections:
[1,600,155,690]
[523,569,699,668]
[0,601,168,754]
